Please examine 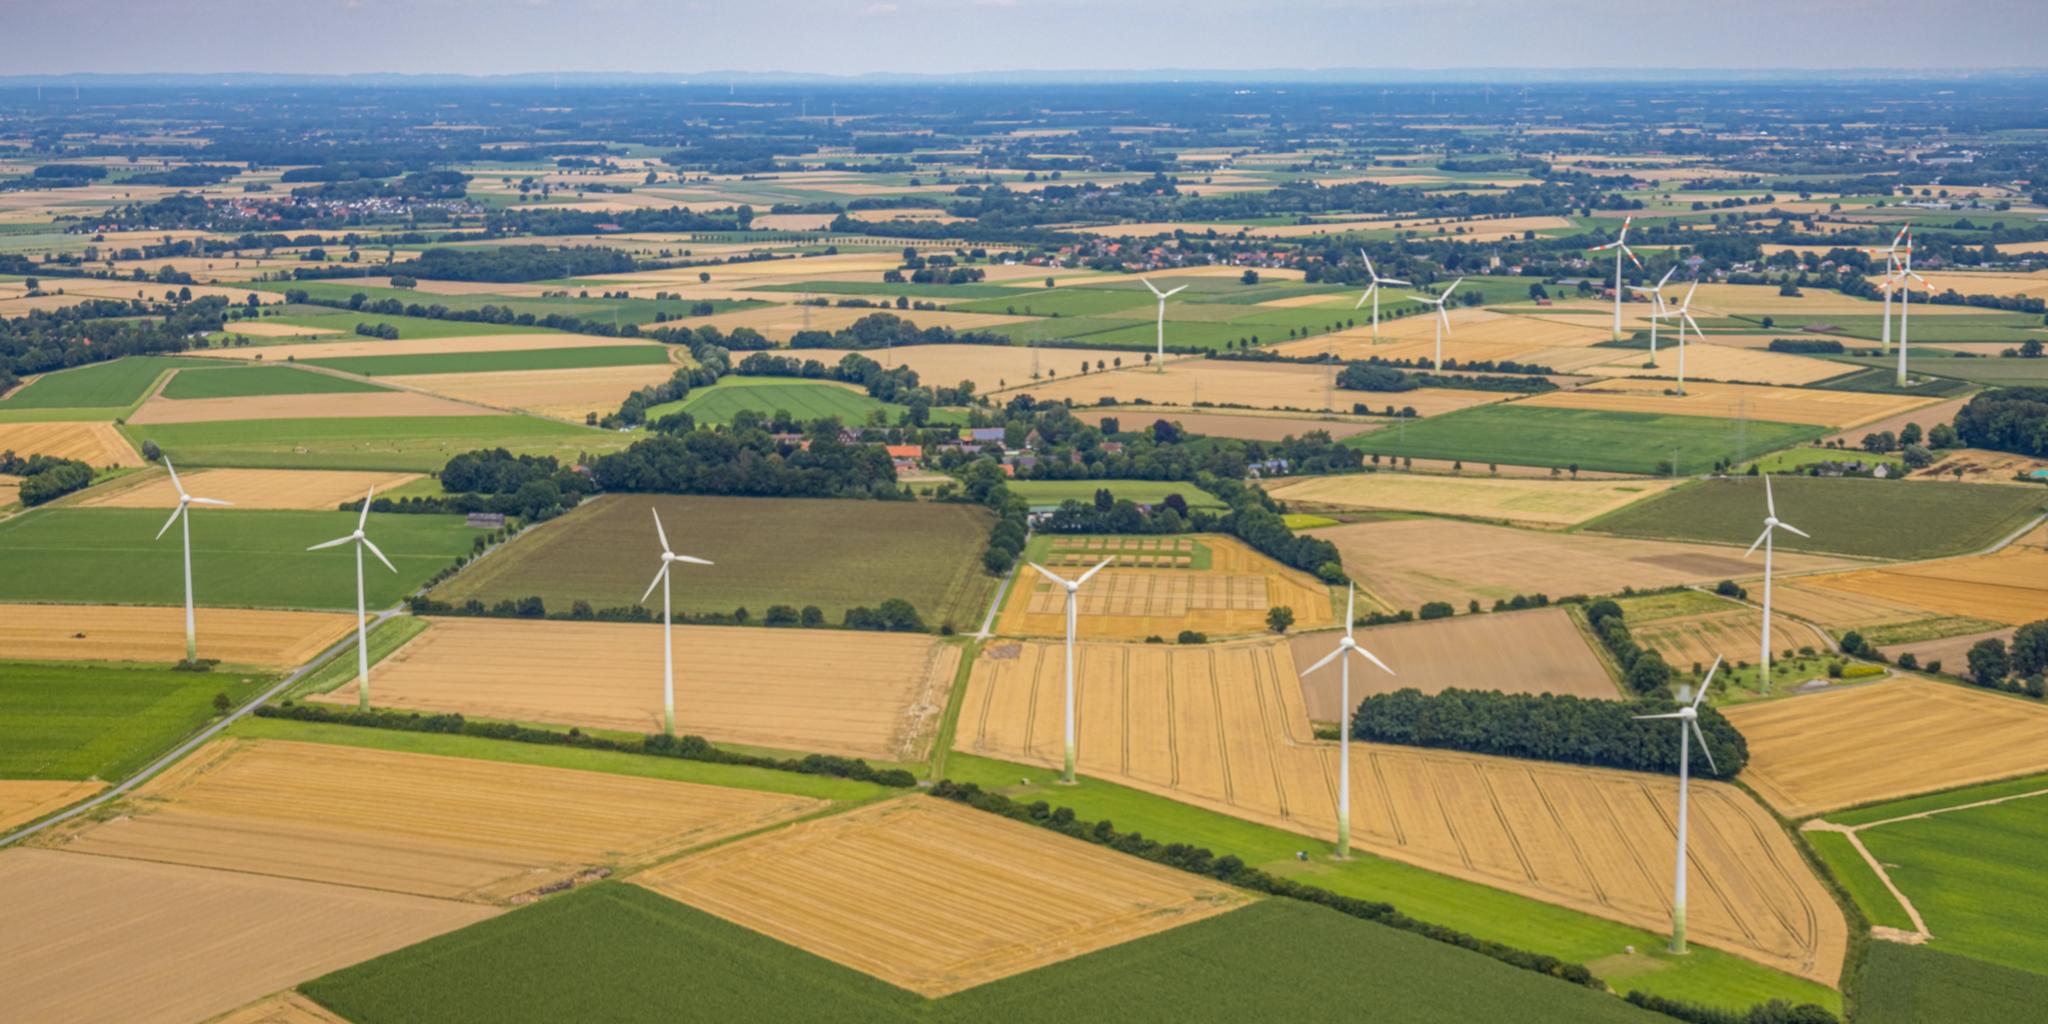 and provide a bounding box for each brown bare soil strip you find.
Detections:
[0,849,494,1024]
[0,420,142,467]
[77,468,422,511]
[995,534,1335,640]
[0,780,104,832]
[129,391,498,424]
[635,798,1249,996]
[957,636,1845,984]
[308,618,958,761]
[1292,607,1616,721]
[0,604,355,667]
[39,738,823,901]
[1726,678,2048,818]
